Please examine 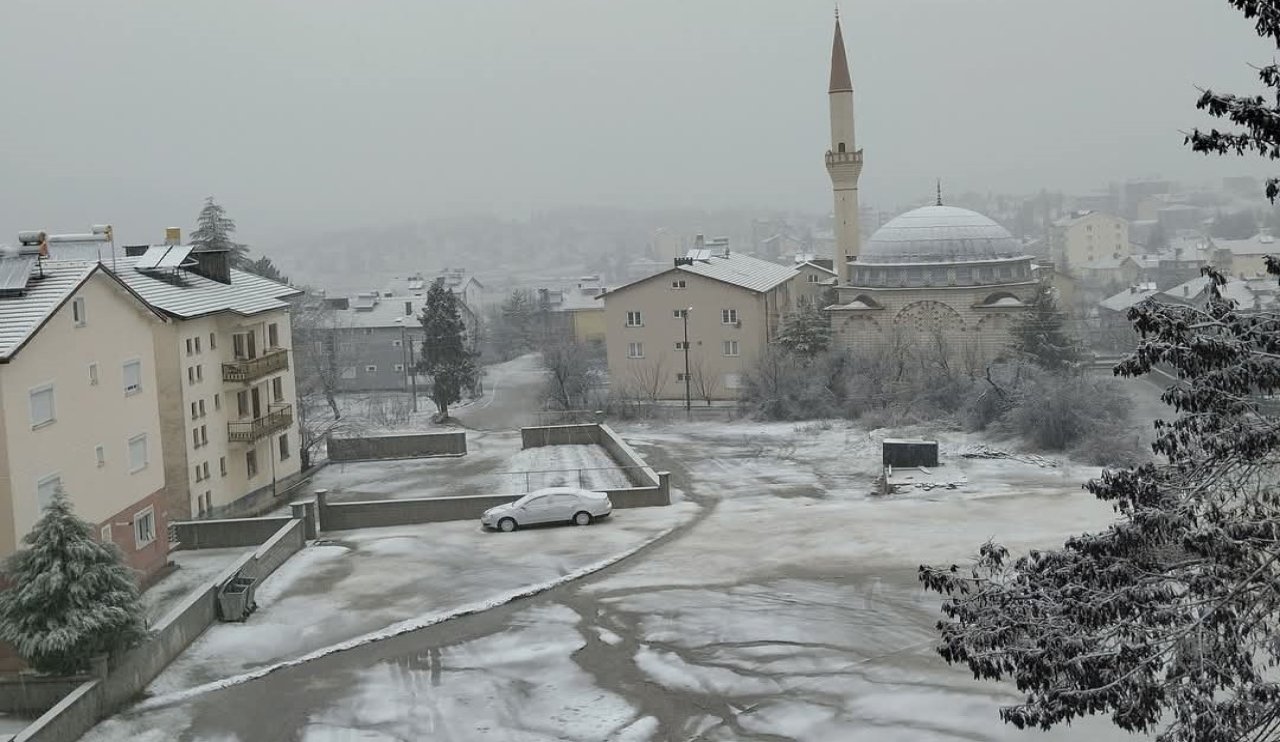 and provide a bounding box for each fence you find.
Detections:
[326,431,467,462]
[7,519,305,742]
